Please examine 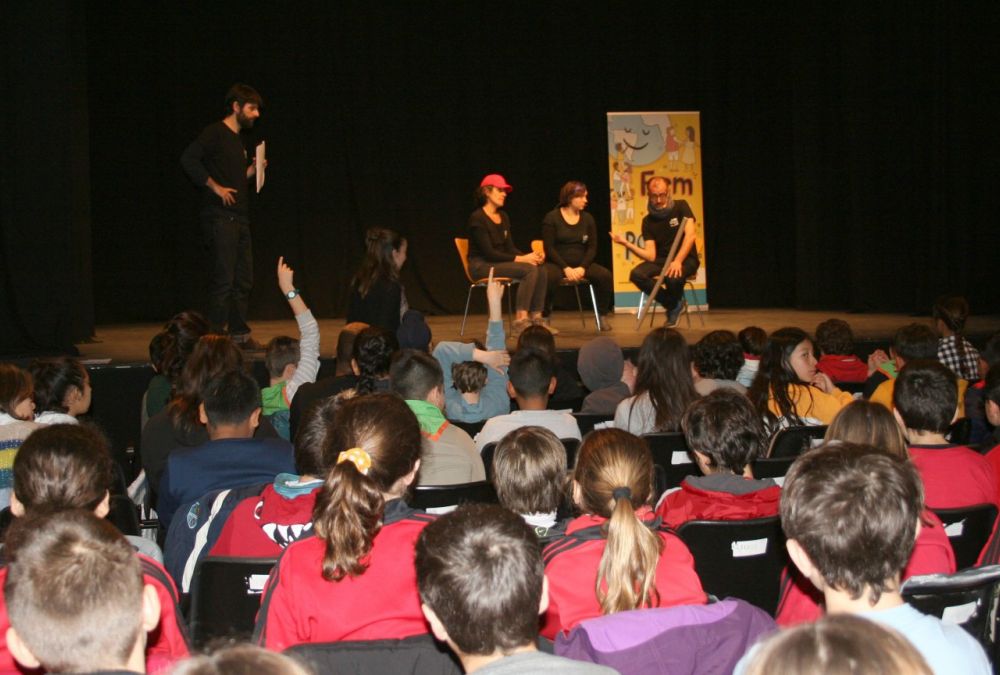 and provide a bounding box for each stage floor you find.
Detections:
[76,308,1000,365]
